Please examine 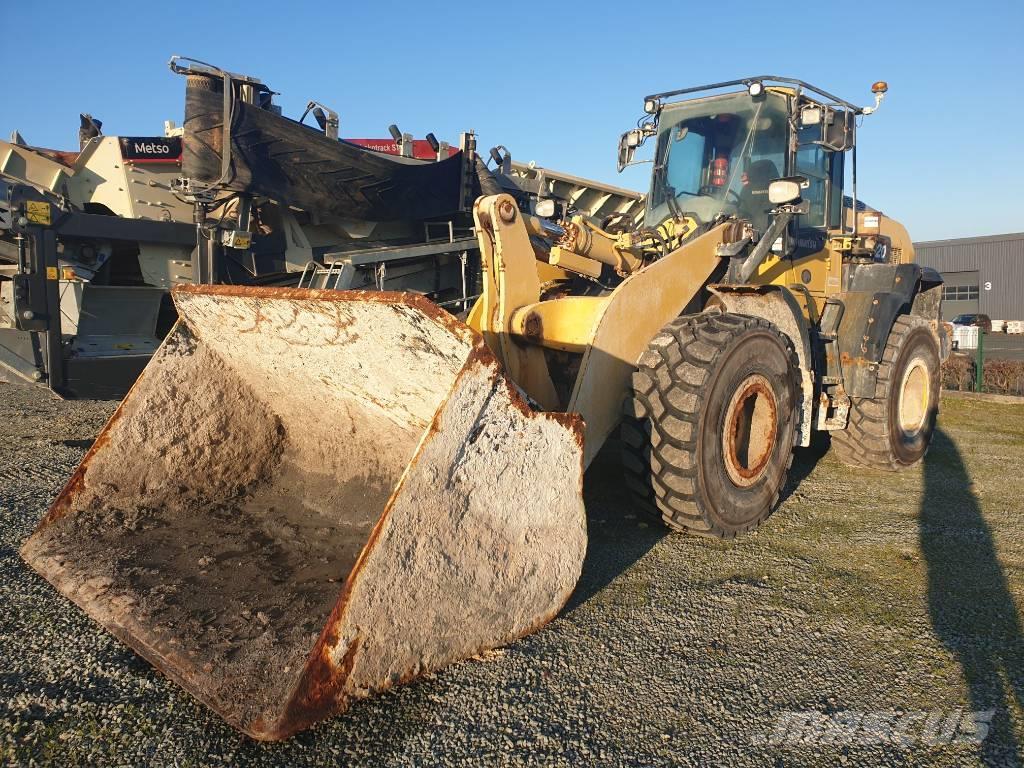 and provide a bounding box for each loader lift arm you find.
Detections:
[468,193,730,465]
